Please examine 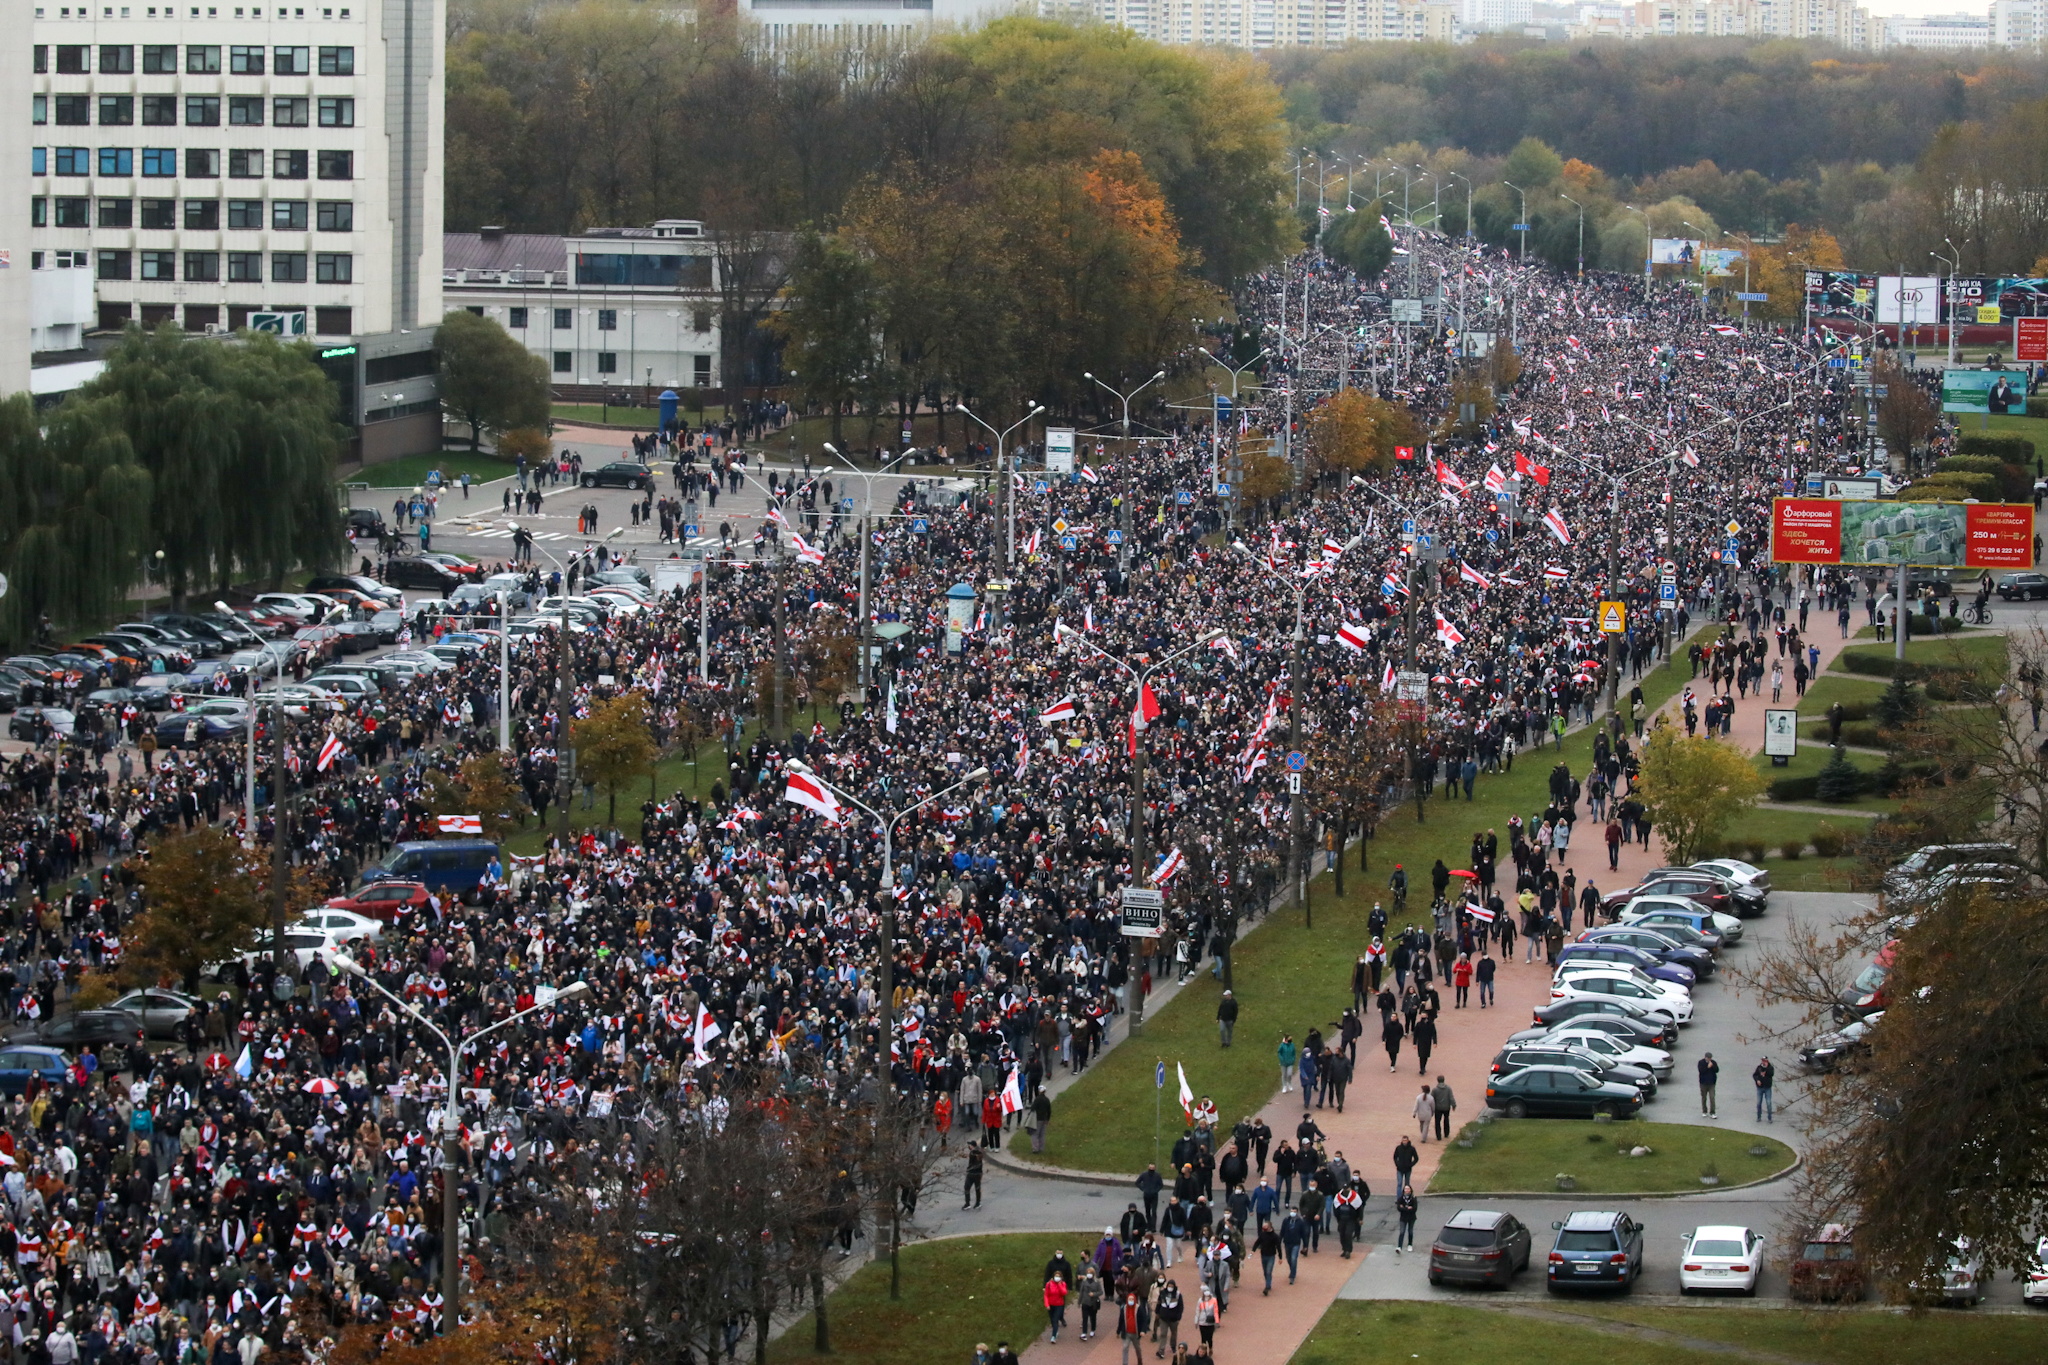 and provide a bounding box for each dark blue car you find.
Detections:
[1548,1211,1645,1293]
[1578,925,1716,979]
[1554,941,1696,988]
[0,1044,72,1095]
